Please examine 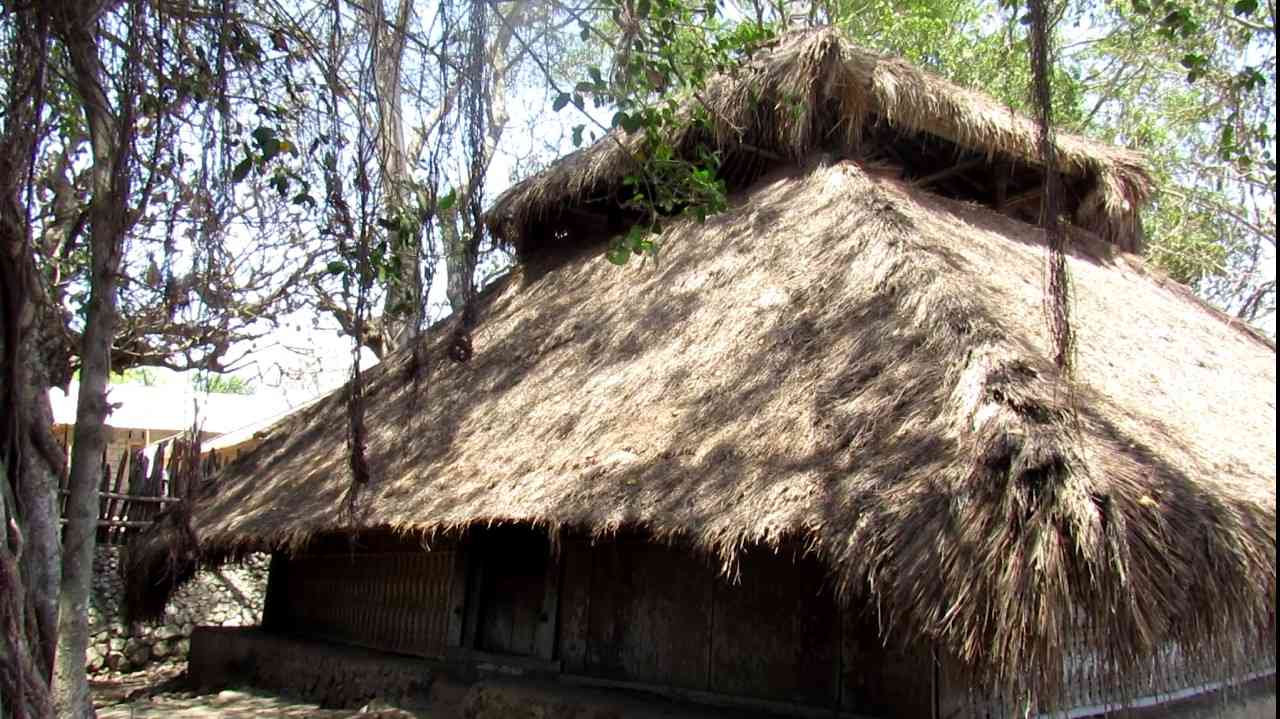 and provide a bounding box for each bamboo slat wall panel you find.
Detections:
[960,633,1278,718]
[1051,638,1278,716]
[279,551,453,659]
